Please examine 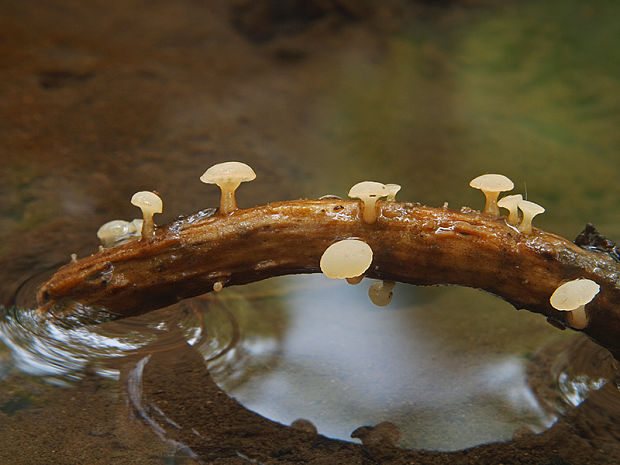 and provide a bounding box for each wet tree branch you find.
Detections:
[37,200,620,359]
